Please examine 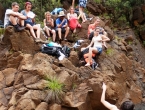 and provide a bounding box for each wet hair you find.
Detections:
[25,1,32,9]
[120,101,134,110]
[11,2,19,7]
